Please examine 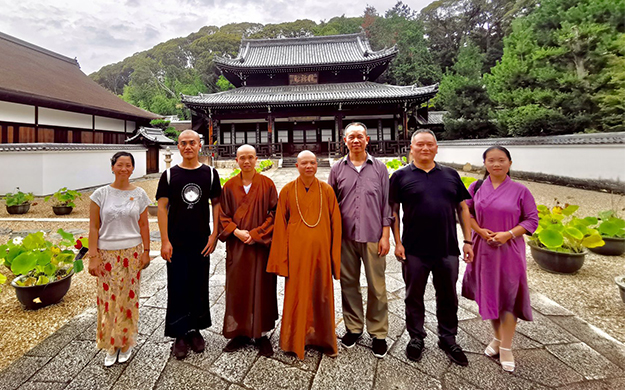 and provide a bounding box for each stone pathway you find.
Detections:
[2,168,625,390]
